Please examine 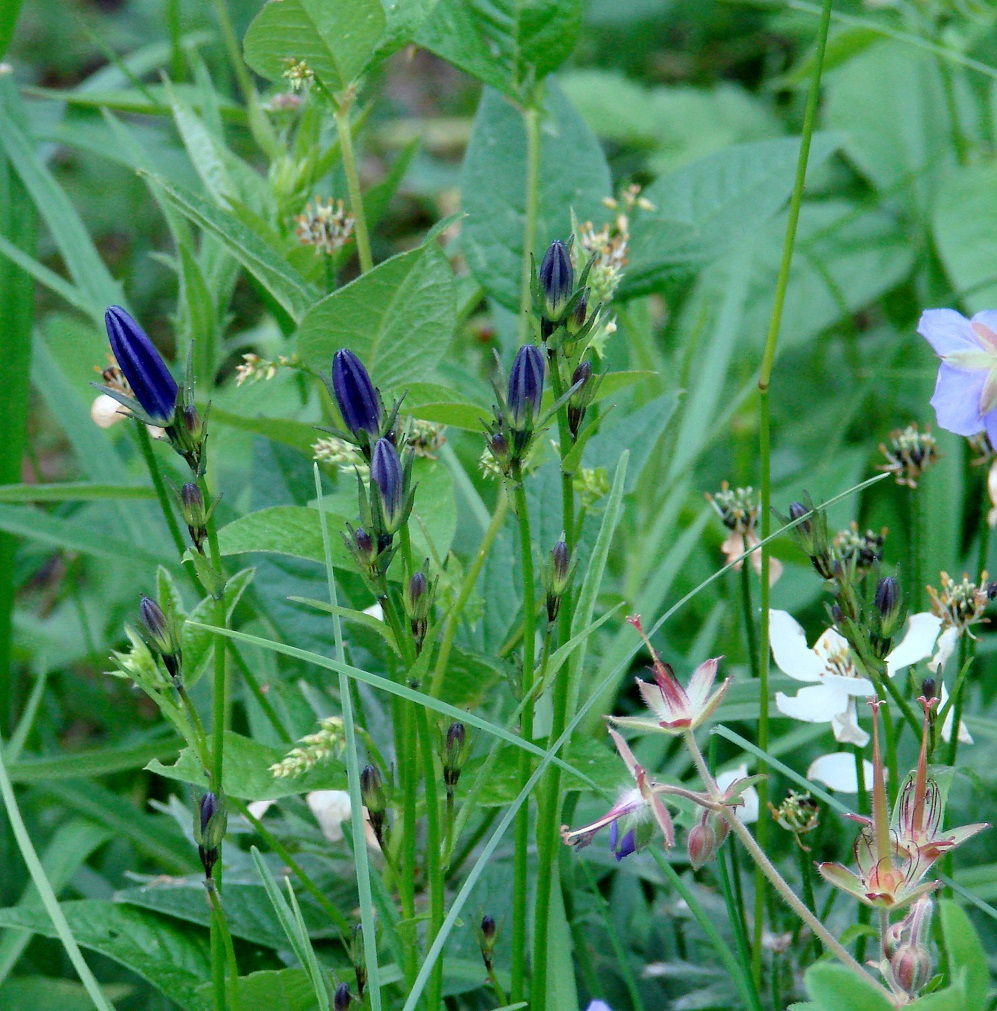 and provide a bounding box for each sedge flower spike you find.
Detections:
[917,308,997,447]
[607,615,730,735]
[104,306,178,423]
